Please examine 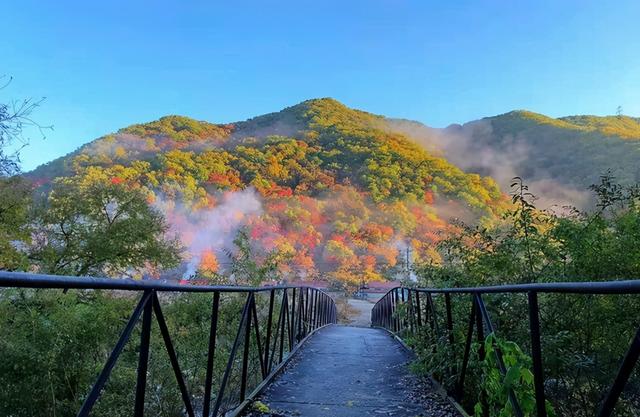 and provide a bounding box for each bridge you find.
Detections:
[1,272,639,417]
